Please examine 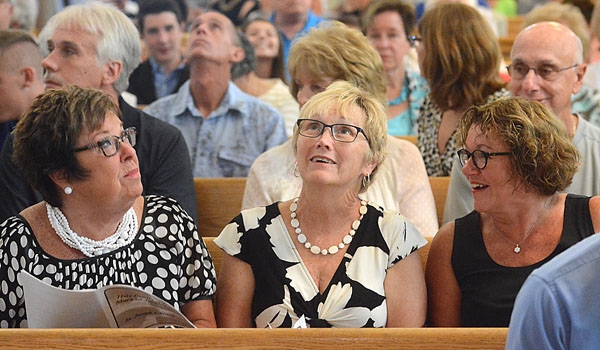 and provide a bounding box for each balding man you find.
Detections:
[145,11,287,178]
[0,29,44,151]
[443,22,600,224]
